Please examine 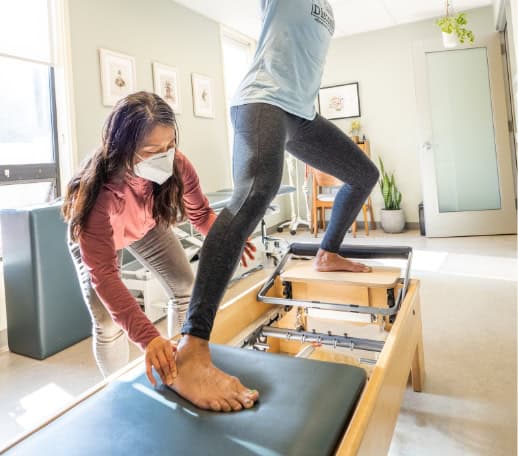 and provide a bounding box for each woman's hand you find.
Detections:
[241,238,257,267]
[145,336,177,386]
